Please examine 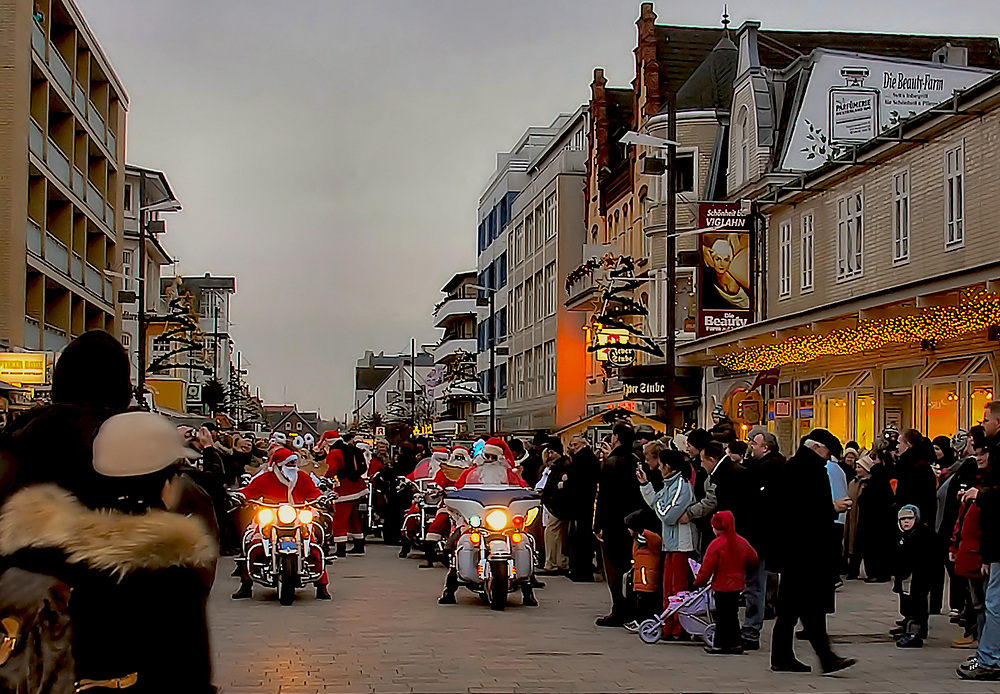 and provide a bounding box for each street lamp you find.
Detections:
[136,188,182,409]
[469,283,498,436]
